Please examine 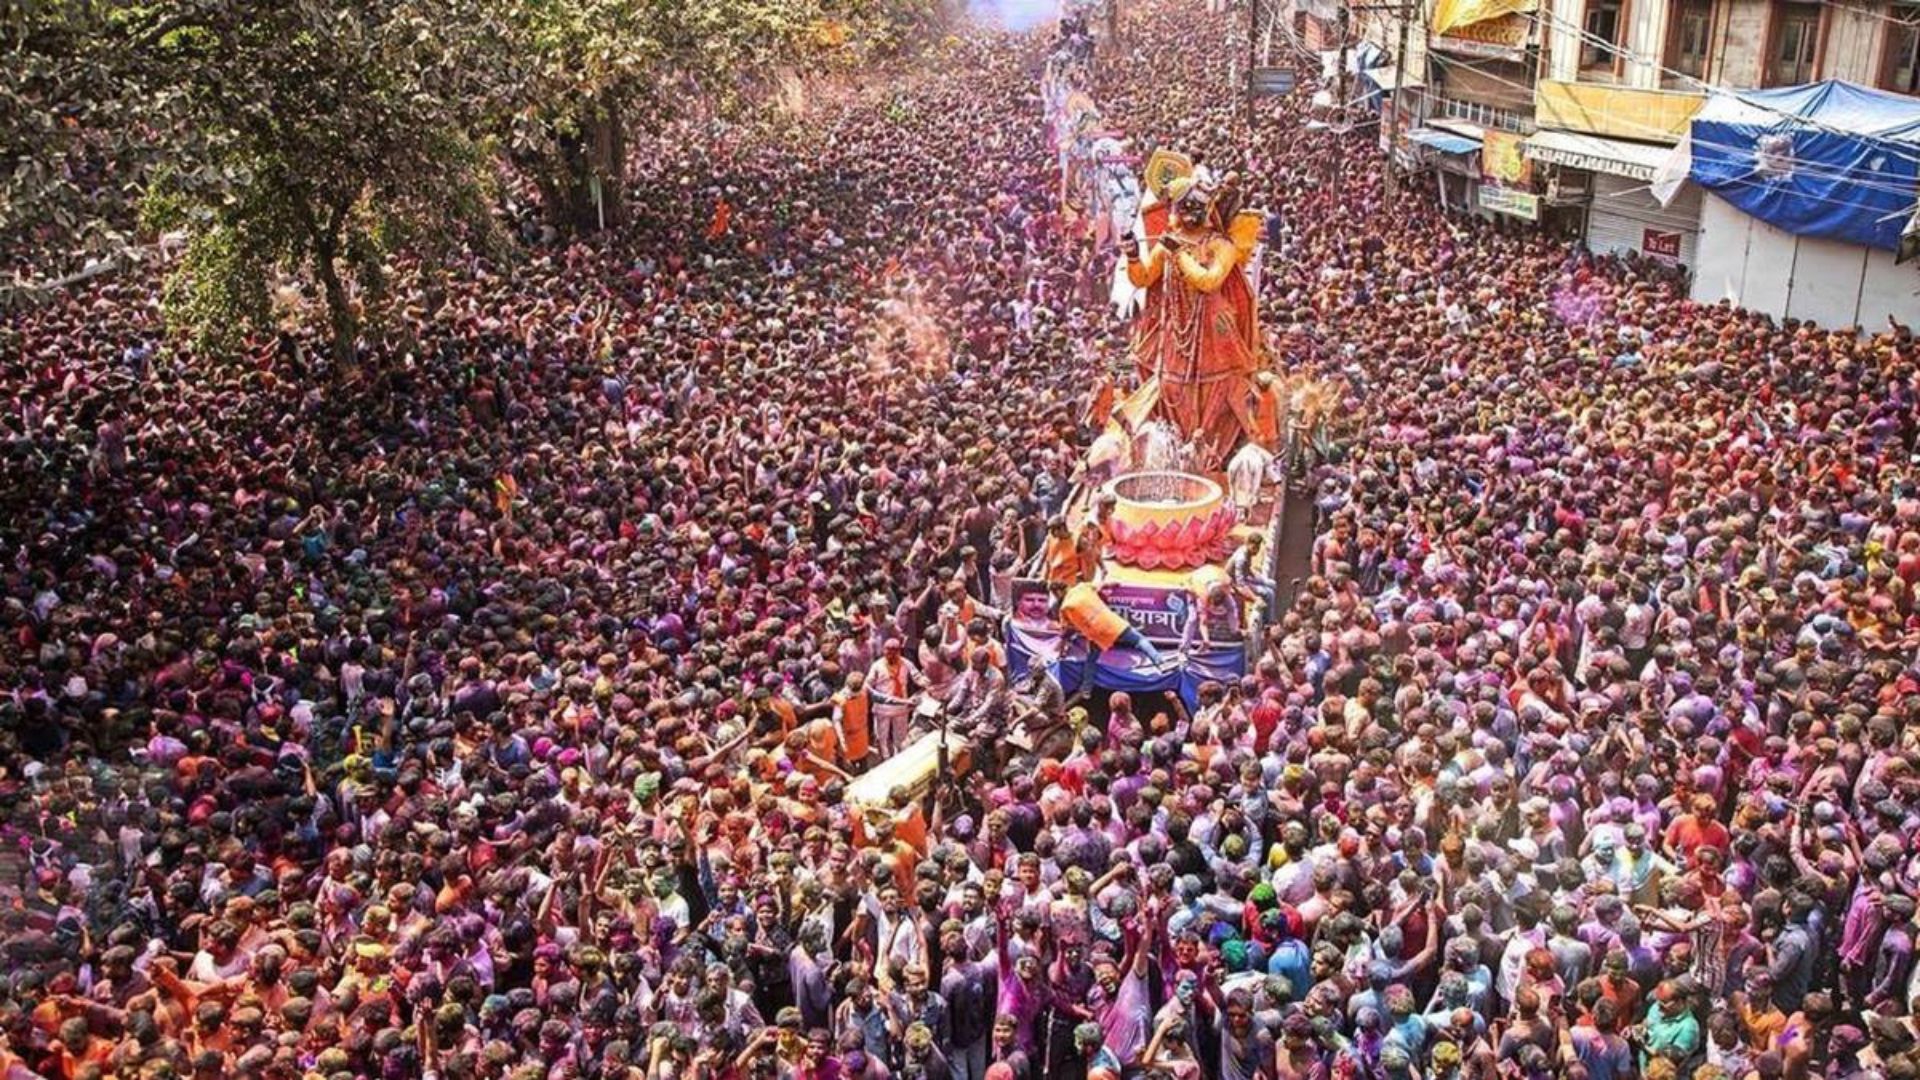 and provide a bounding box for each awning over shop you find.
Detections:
[1409,128,1483,155]
[1361,65,1425,91]
[1524,129,1672,182]
[1430,118,1488,141]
